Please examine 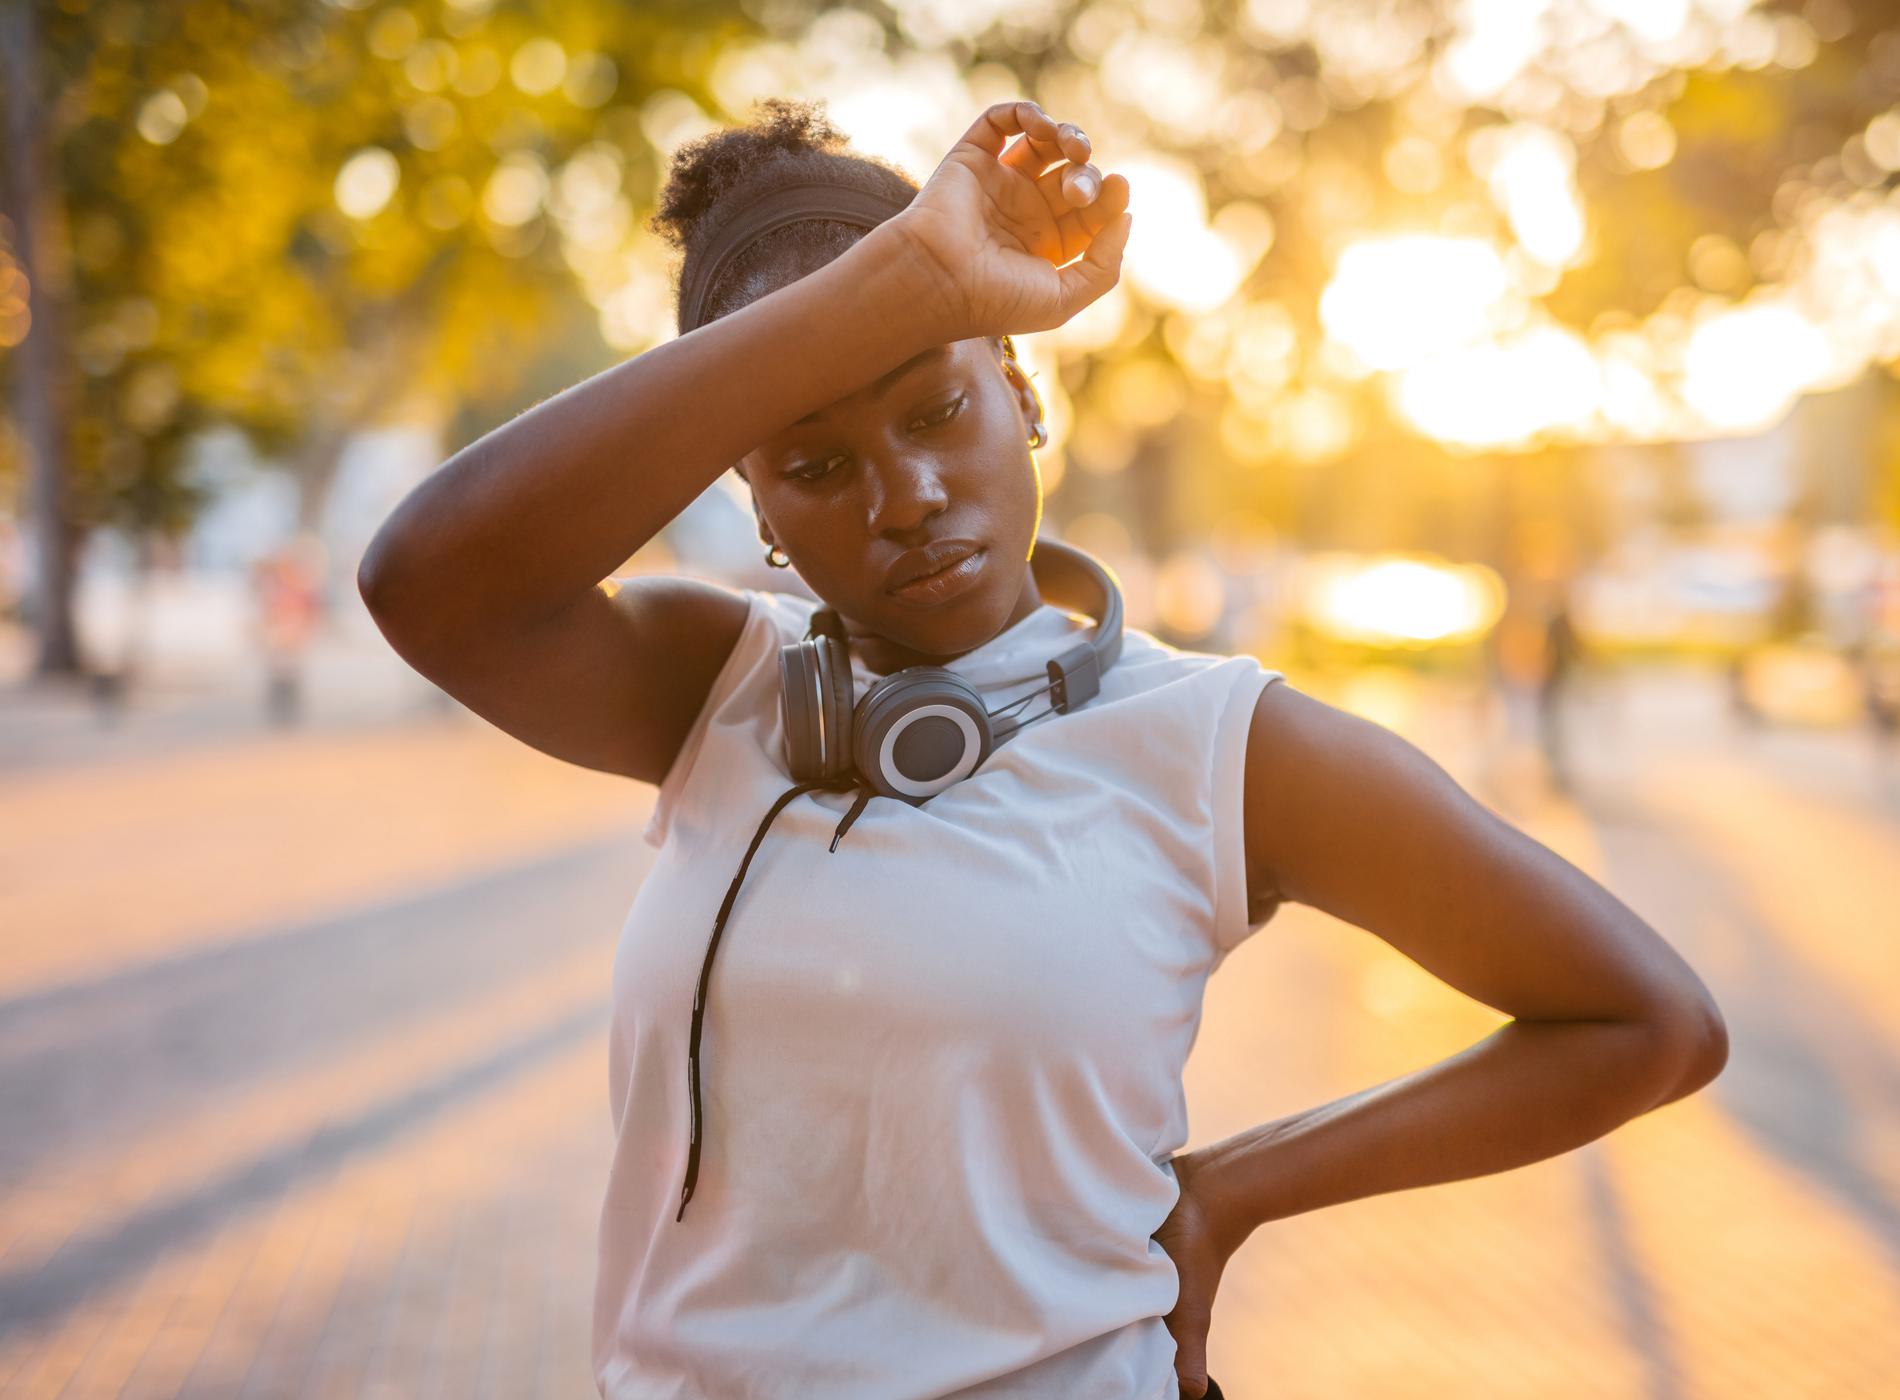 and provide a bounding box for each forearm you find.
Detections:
[358,220,948,631]
[1195,1016,1714,1254]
